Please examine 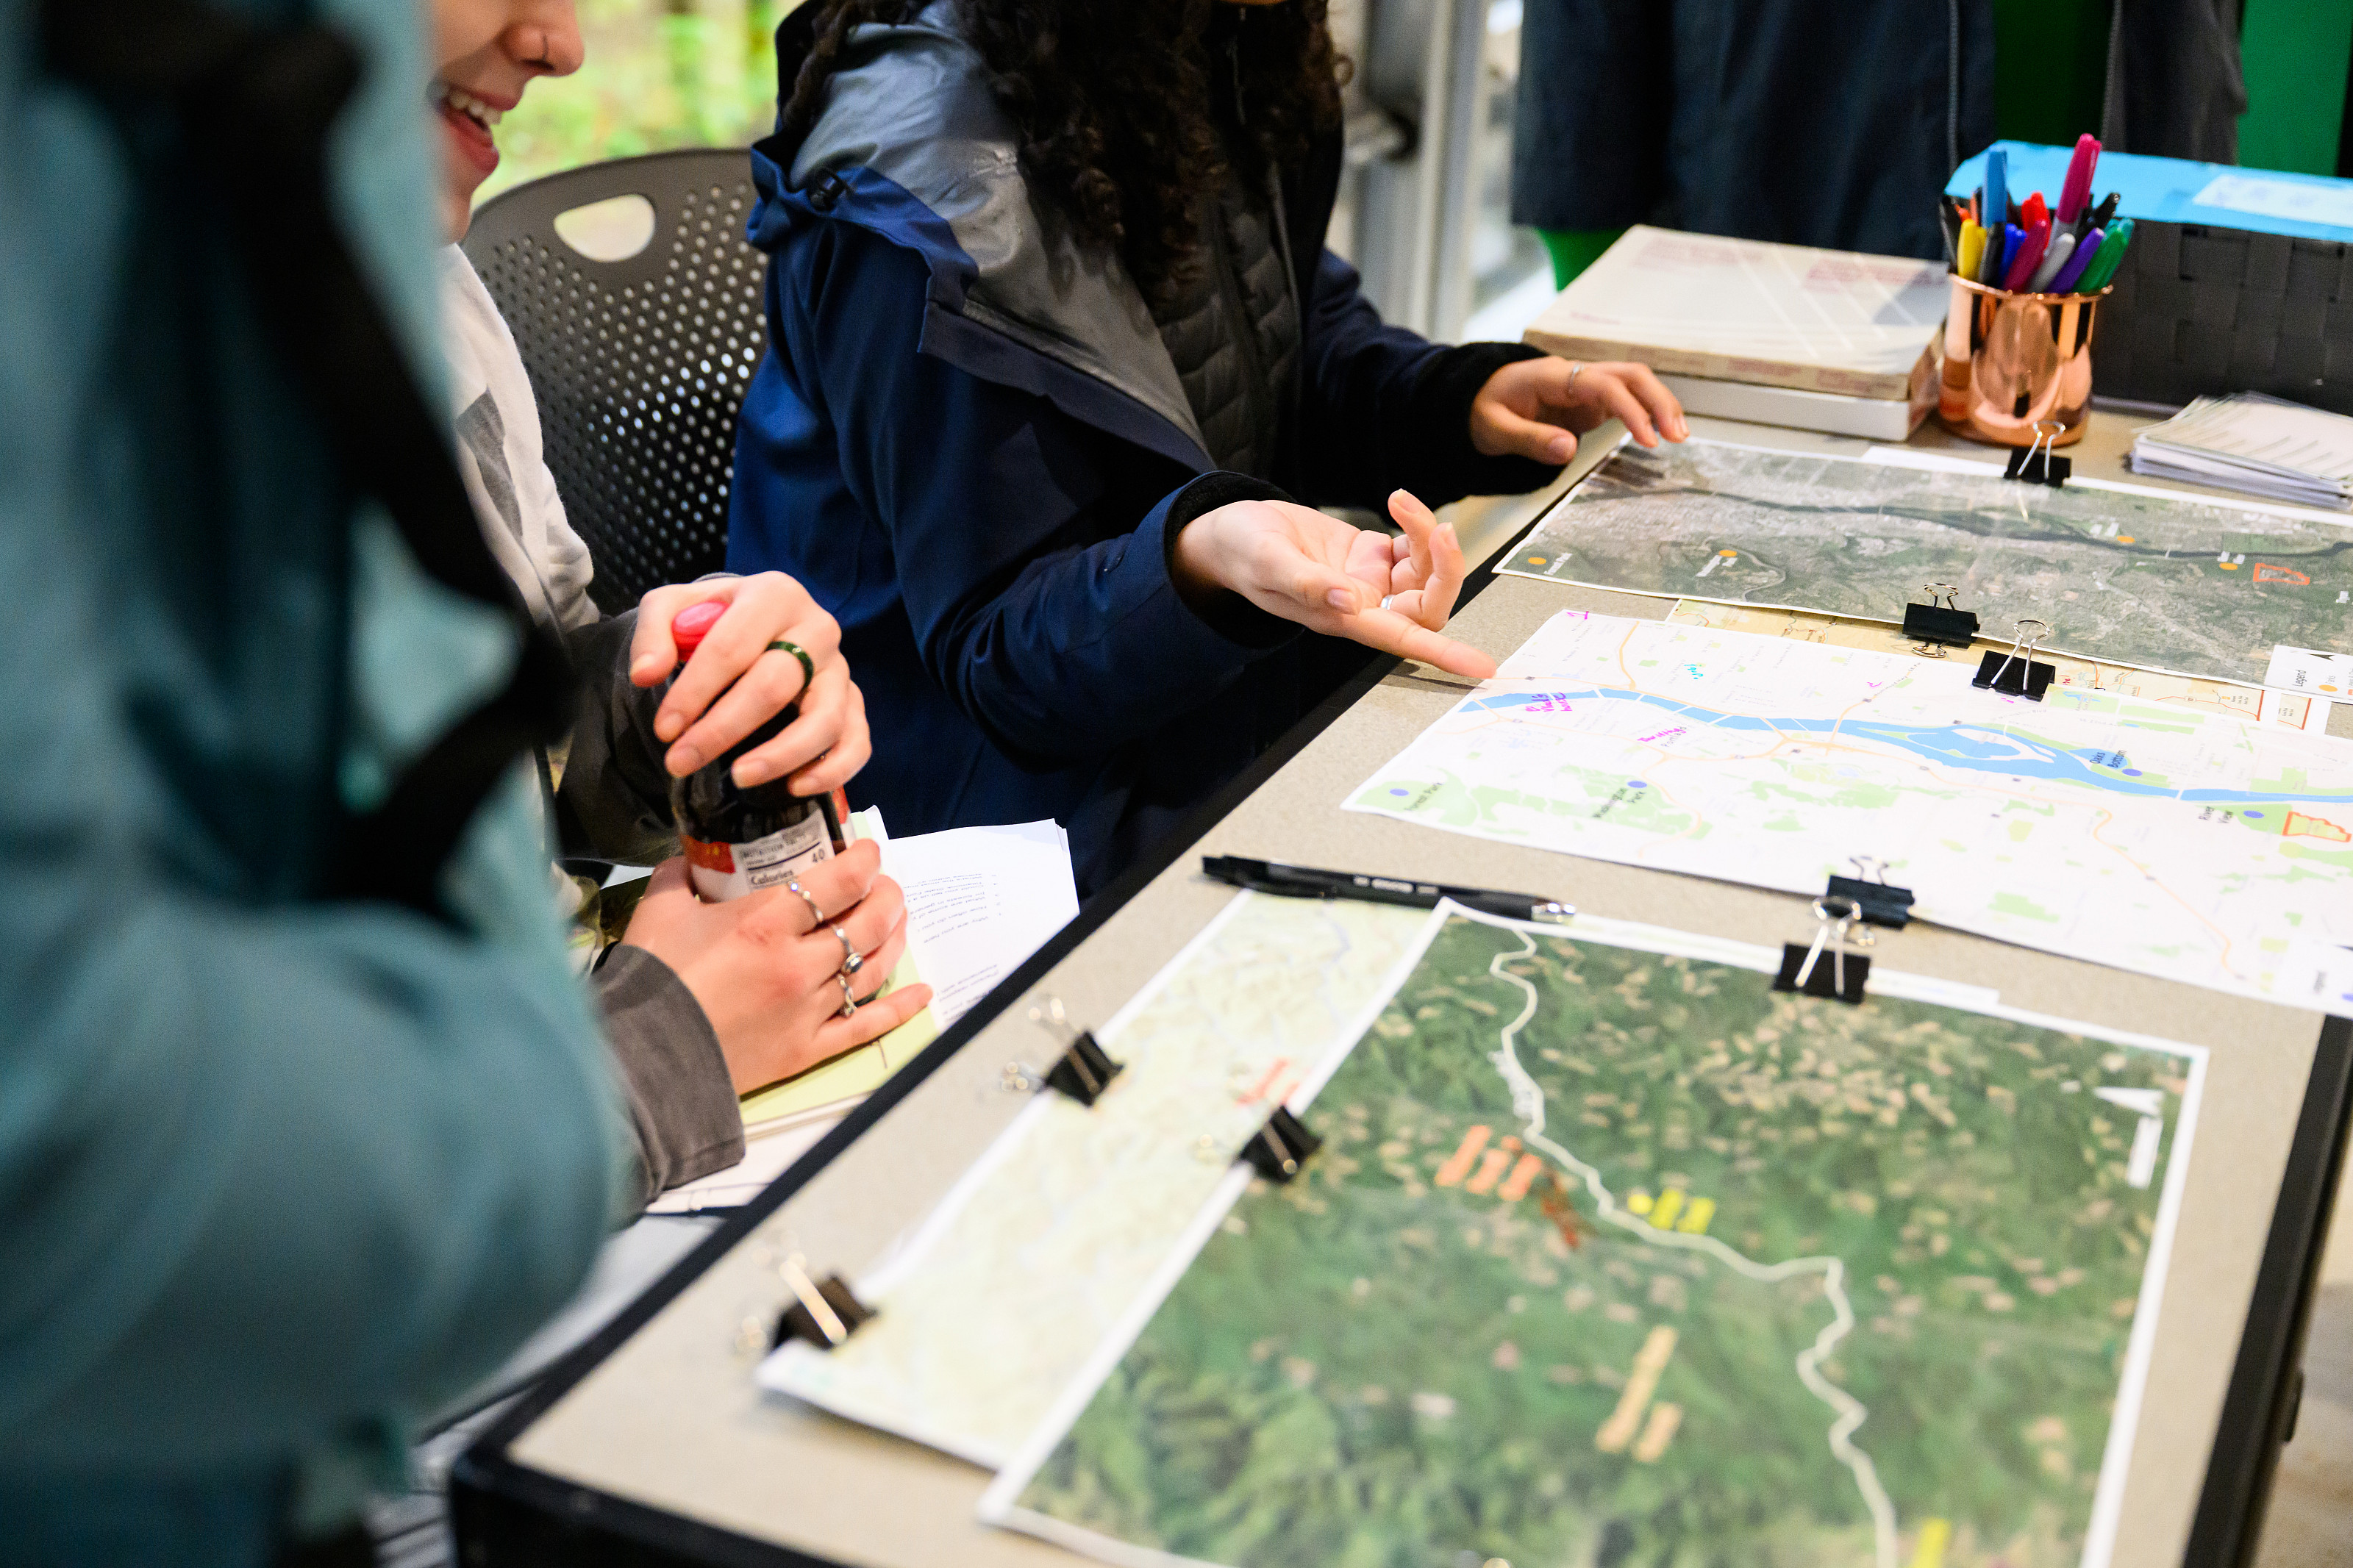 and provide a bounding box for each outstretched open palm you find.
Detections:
[1172,487,1497,679]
